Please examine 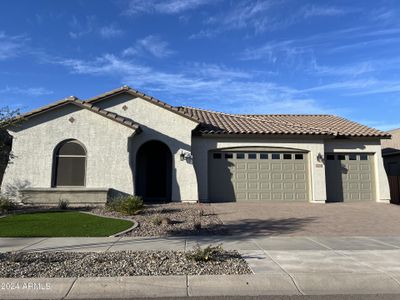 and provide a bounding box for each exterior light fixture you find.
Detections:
[317,153,324,162]
[180,150,193,161]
